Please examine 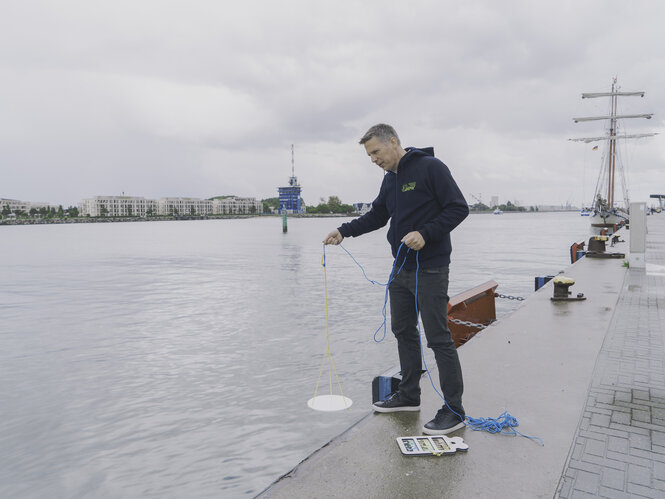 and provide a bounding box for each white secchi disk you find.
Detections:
[307,395,353,412]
